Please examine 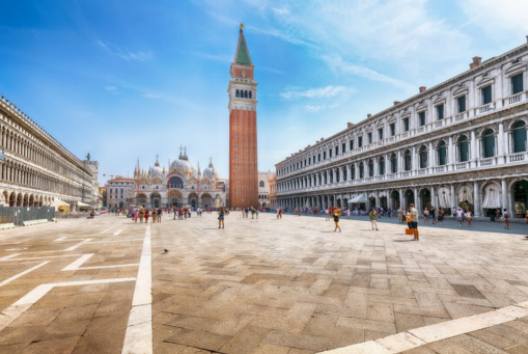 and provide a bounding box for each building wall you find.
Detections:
[0,96,96,209]
[275,41,528,217]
